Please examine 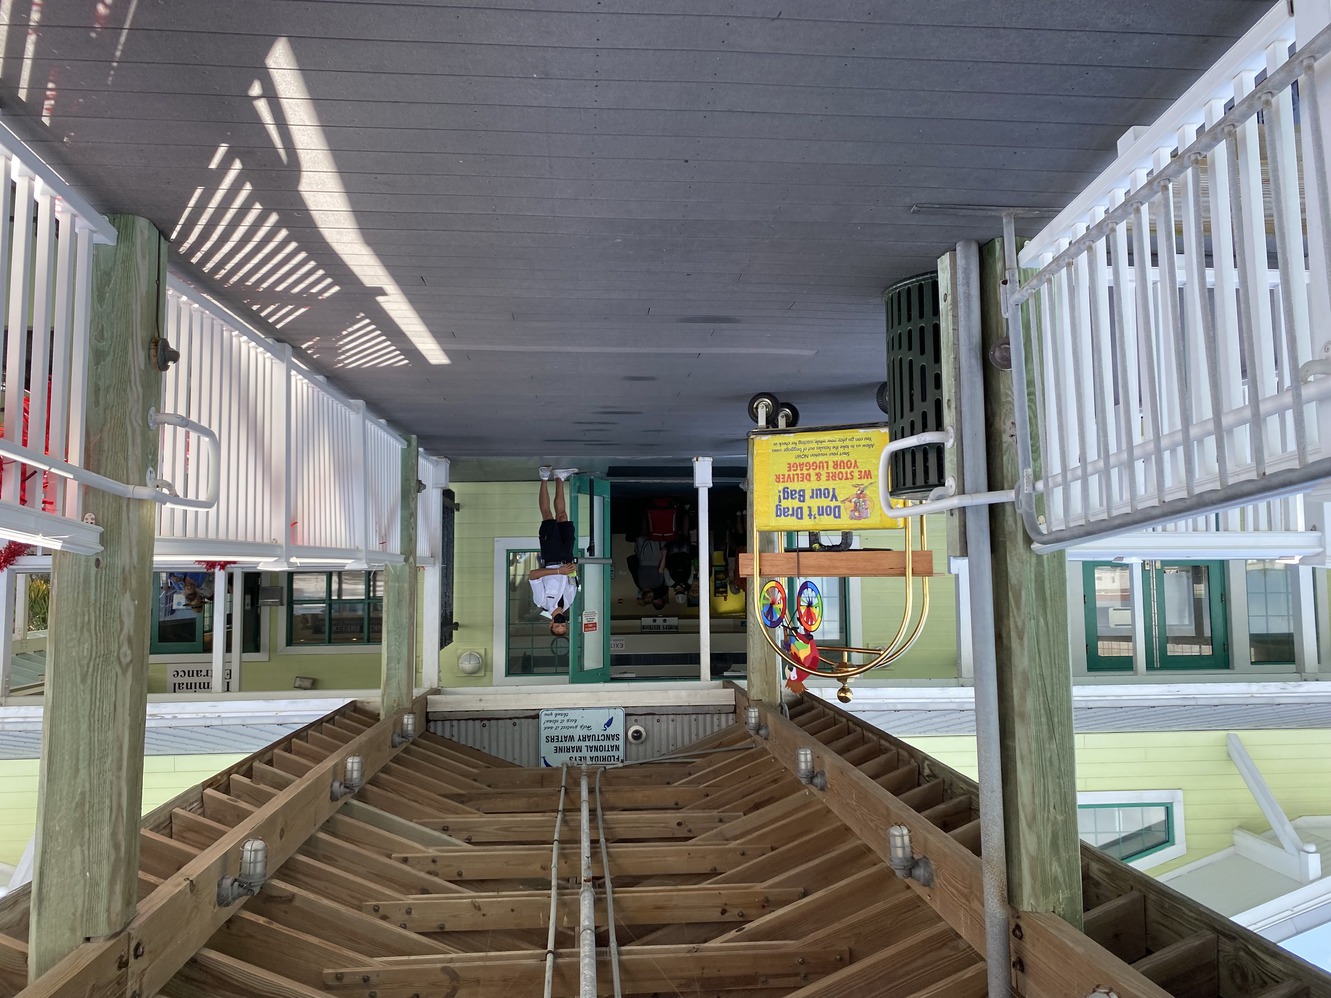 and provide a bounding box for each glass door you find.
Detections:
[1082,560,1229,672]
[1148,561,1228,671]
[1084,562,1136,672]
[570,475,612,684]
